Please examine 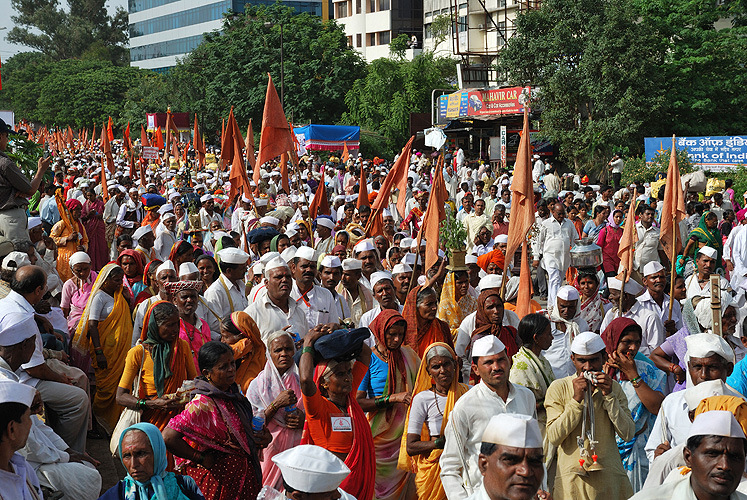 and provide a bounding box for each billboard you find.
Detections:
[438,86,530,122]
[645,136,747,172]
